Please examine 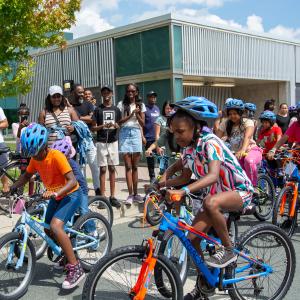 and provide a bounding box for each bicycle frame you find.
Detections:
[133,212,273,299]
[11,209,98,270]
